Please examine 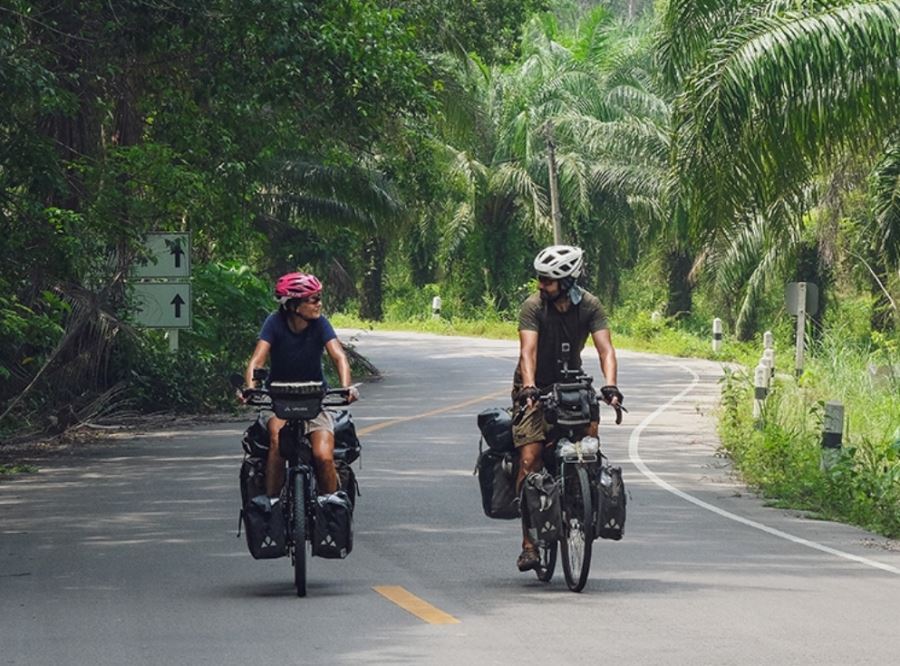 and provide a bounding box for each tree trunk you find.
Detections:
[664,247,693,318]
[359,236,387,321]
